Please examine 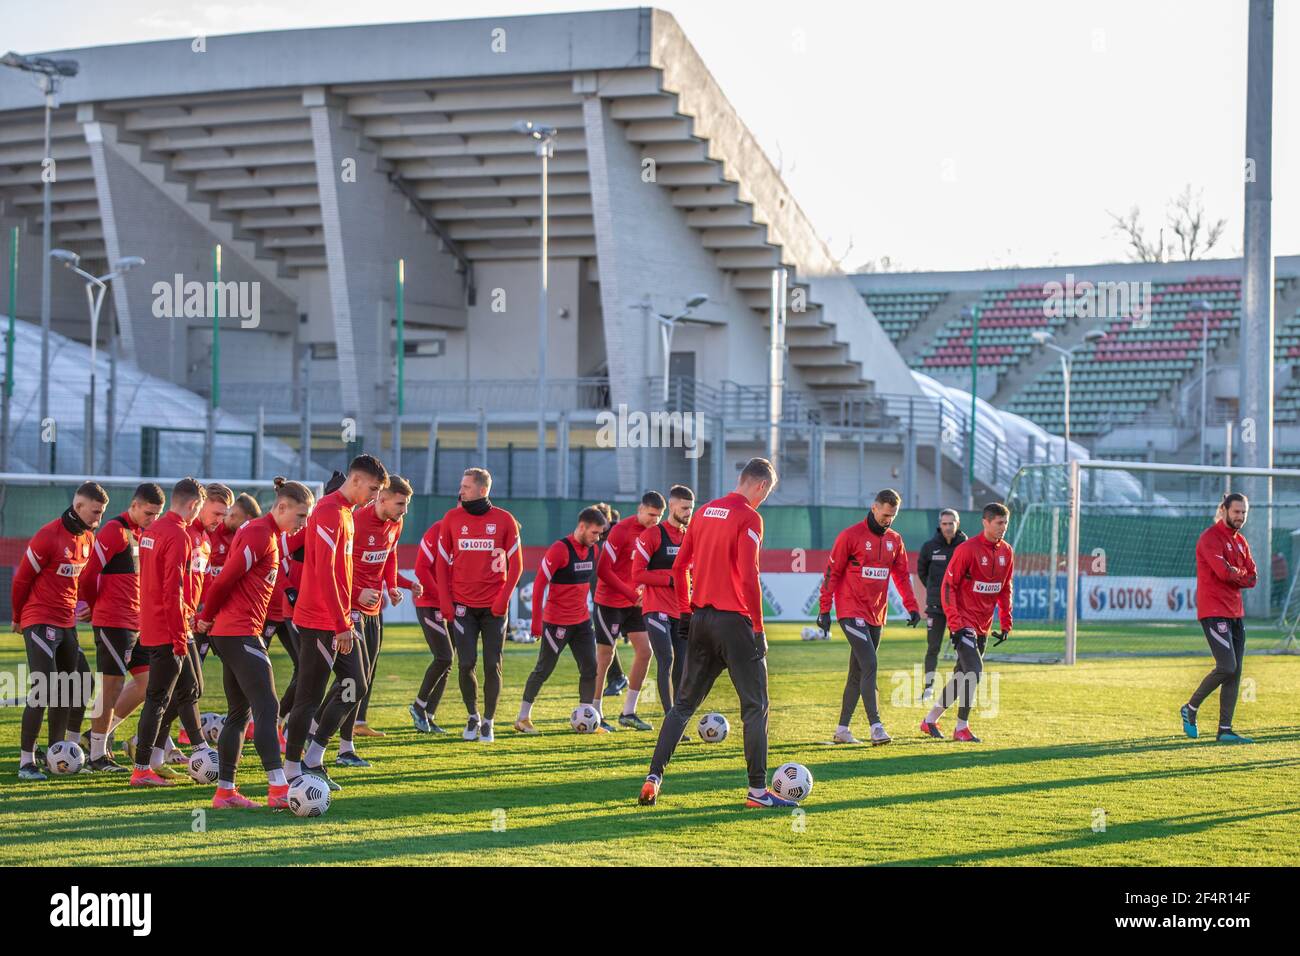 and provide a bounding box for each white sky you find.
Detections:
[4,0,1296,272]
